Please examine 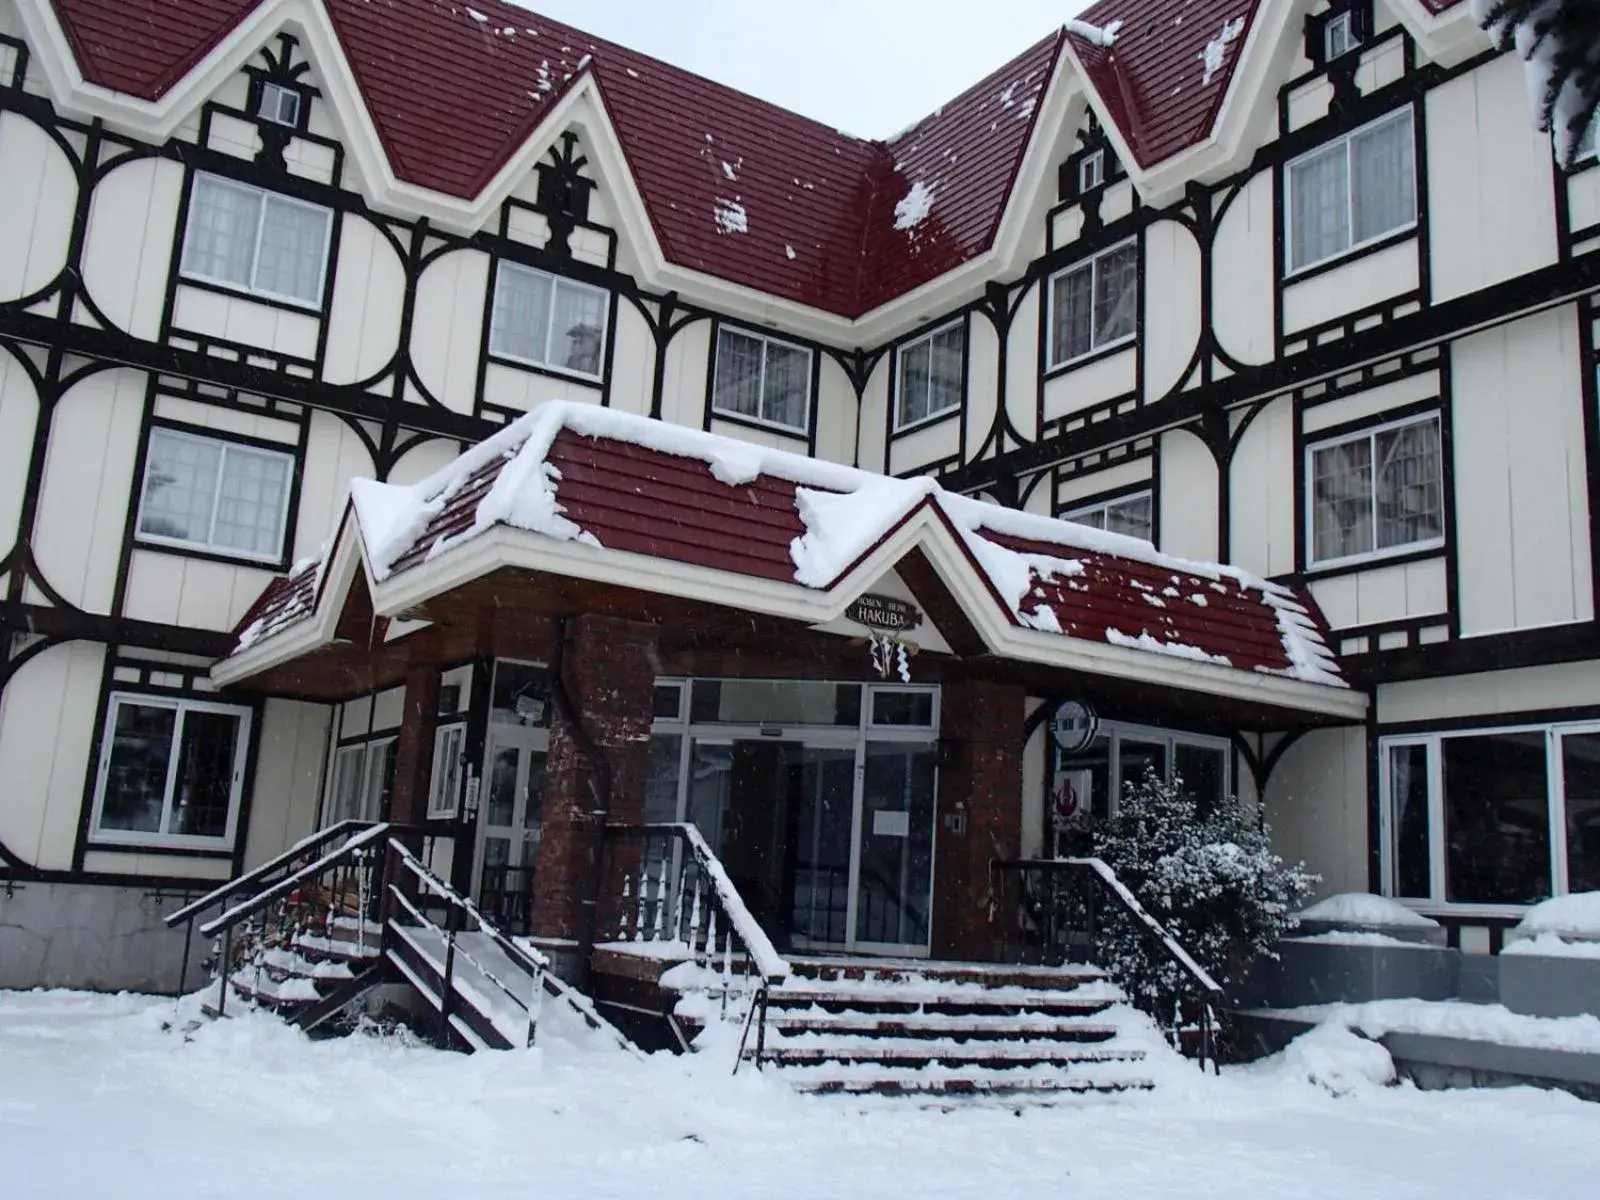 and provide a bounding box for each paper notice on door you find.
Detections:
[872,809,911,838]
